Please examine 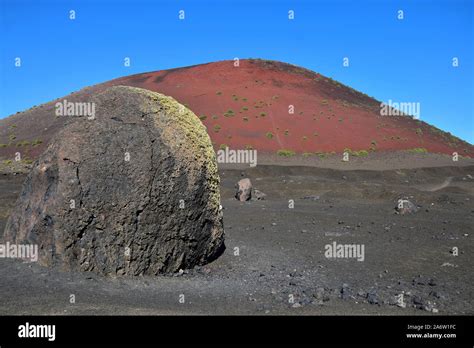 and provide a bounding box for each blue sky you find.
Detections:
[1,0,473,142]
